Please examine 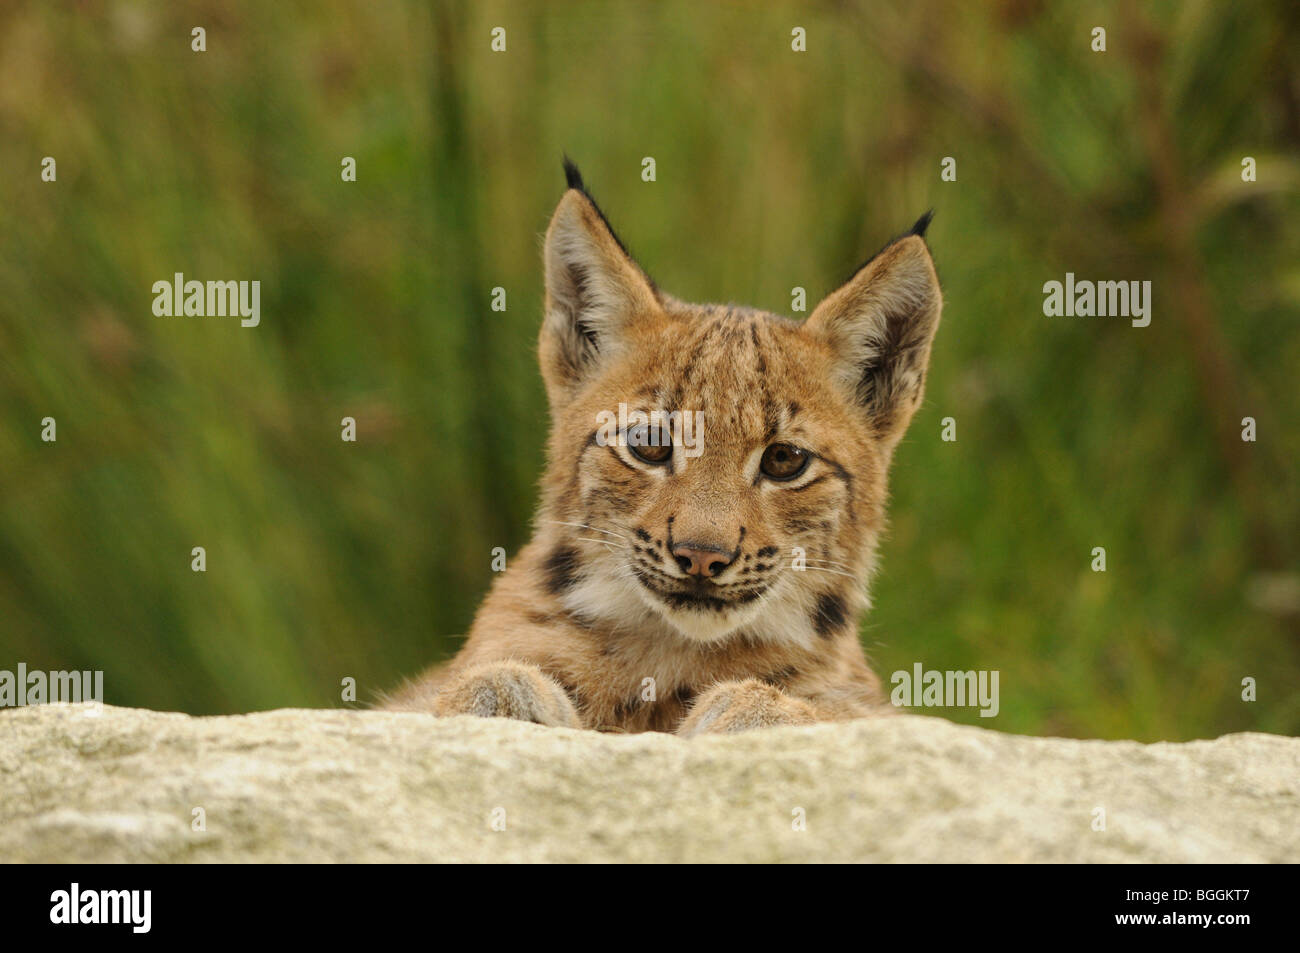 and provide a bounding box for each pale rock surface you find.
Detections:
[1,704,1295,862]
